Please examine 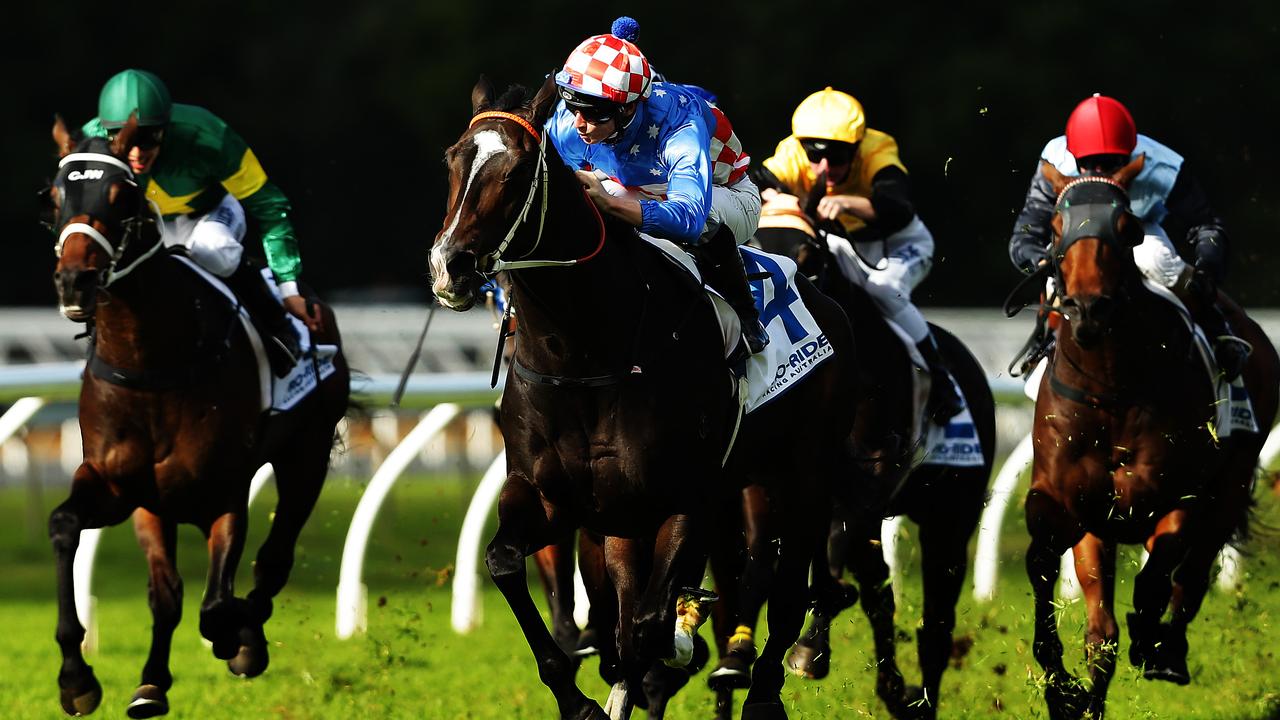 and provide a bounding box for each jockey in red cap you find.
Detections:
[1010,94,1248,381]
